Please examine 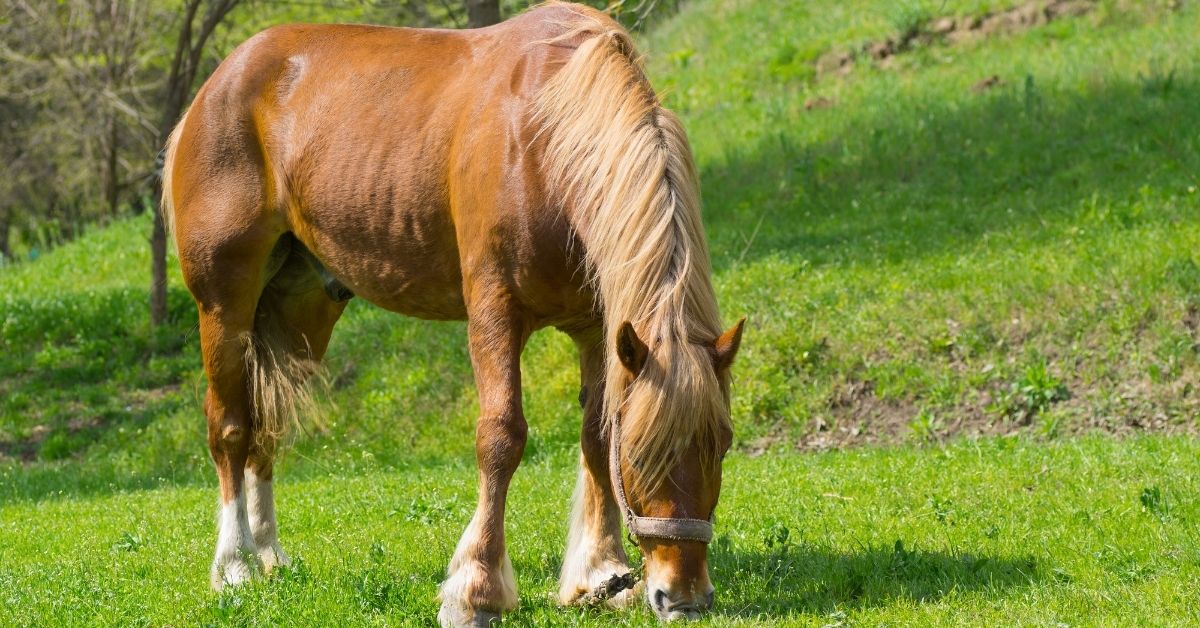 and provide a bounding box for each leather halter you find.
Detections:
[608,412,714,544]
